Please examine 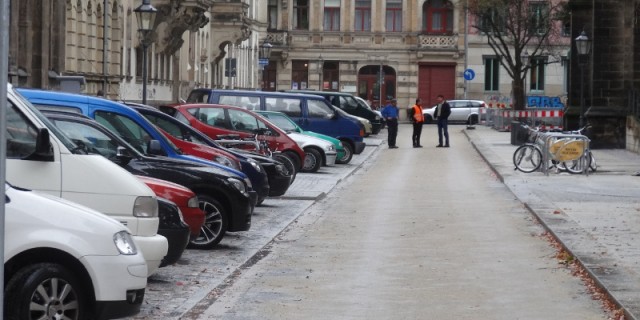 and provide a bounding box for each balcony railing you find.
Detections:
[278,31,458,51]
